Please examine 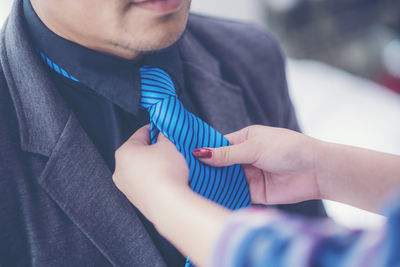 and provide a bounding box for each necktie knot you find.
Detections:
[140,66,177,110]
